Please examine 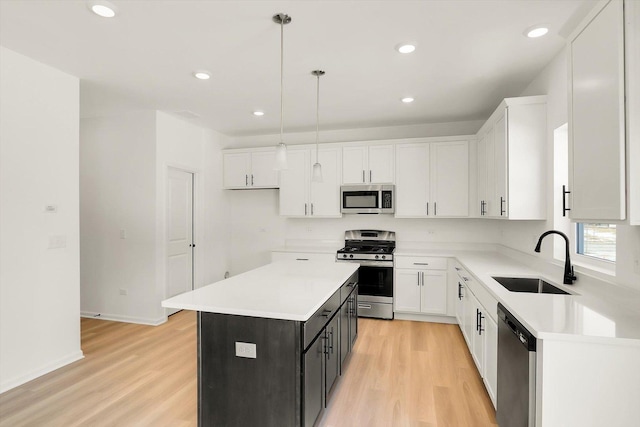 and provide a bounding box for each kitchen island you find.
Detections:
[162,261,359,427]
